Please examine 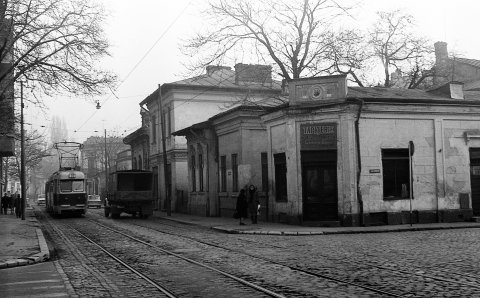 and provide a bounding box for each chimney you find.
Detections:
[234,63,272,86]
[428,81,464,100]
[206,65,231,76]
[433,41,450,86]
[434,41,448,64]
